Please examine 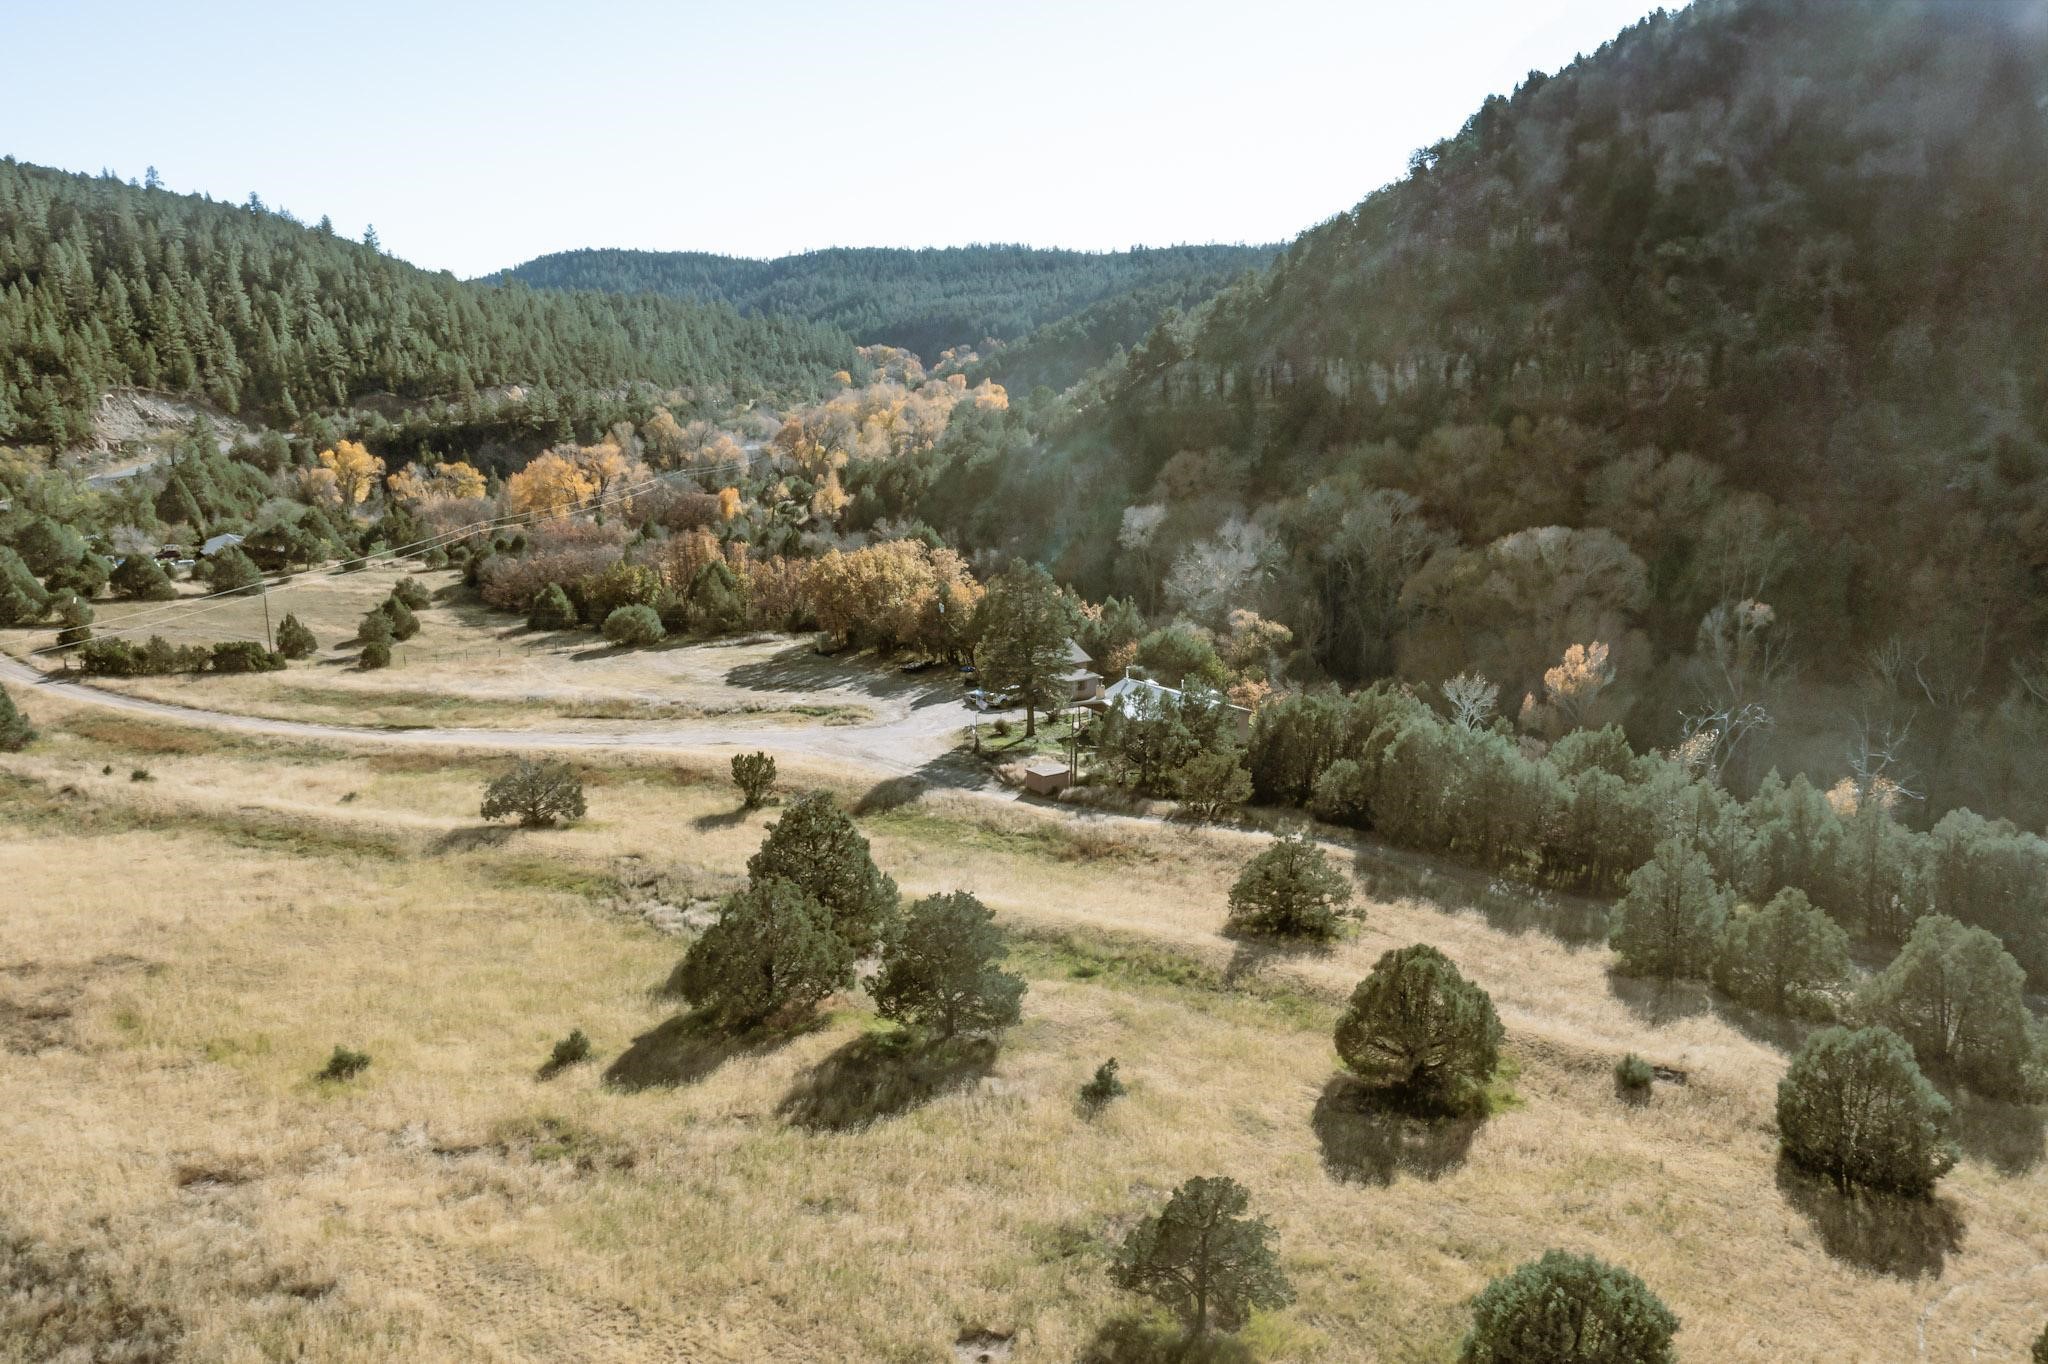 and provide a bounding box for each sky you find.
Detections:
[2,0,1671,278]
